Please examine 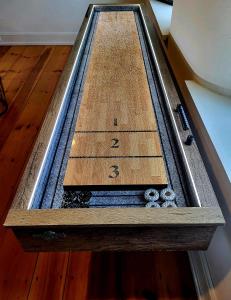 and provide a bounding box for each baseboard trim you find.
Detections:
[188,251,217,300]
[0,32,76,45]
